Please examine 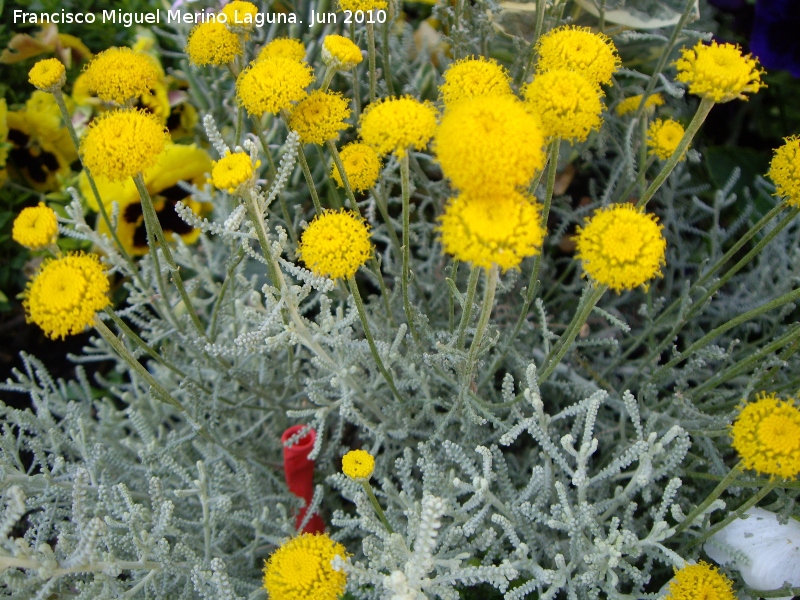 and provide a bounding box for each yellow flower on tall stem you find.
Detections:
[258,38,306,62]
[28,58,66,92]
[664,562,735,600]
[262,533,347,600]
[576,204,666,292]
[330,142,381,192]
[524,69,604,143]
[185,21,243,67]
[675,41,765,103]
[439,57,512,107]
[82,47,160,105]
[359,96,437,157]
[237,56,314,116]
[24,253,110,340]
[12,203,58,250]
[768,136,800,207]
[299,210,372,280]
[434,94,544,193]
[616,93,664,116]
[535,25,620,86]
[731,393,800,479]
[289,90,351,145]
[647,119,686,161]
